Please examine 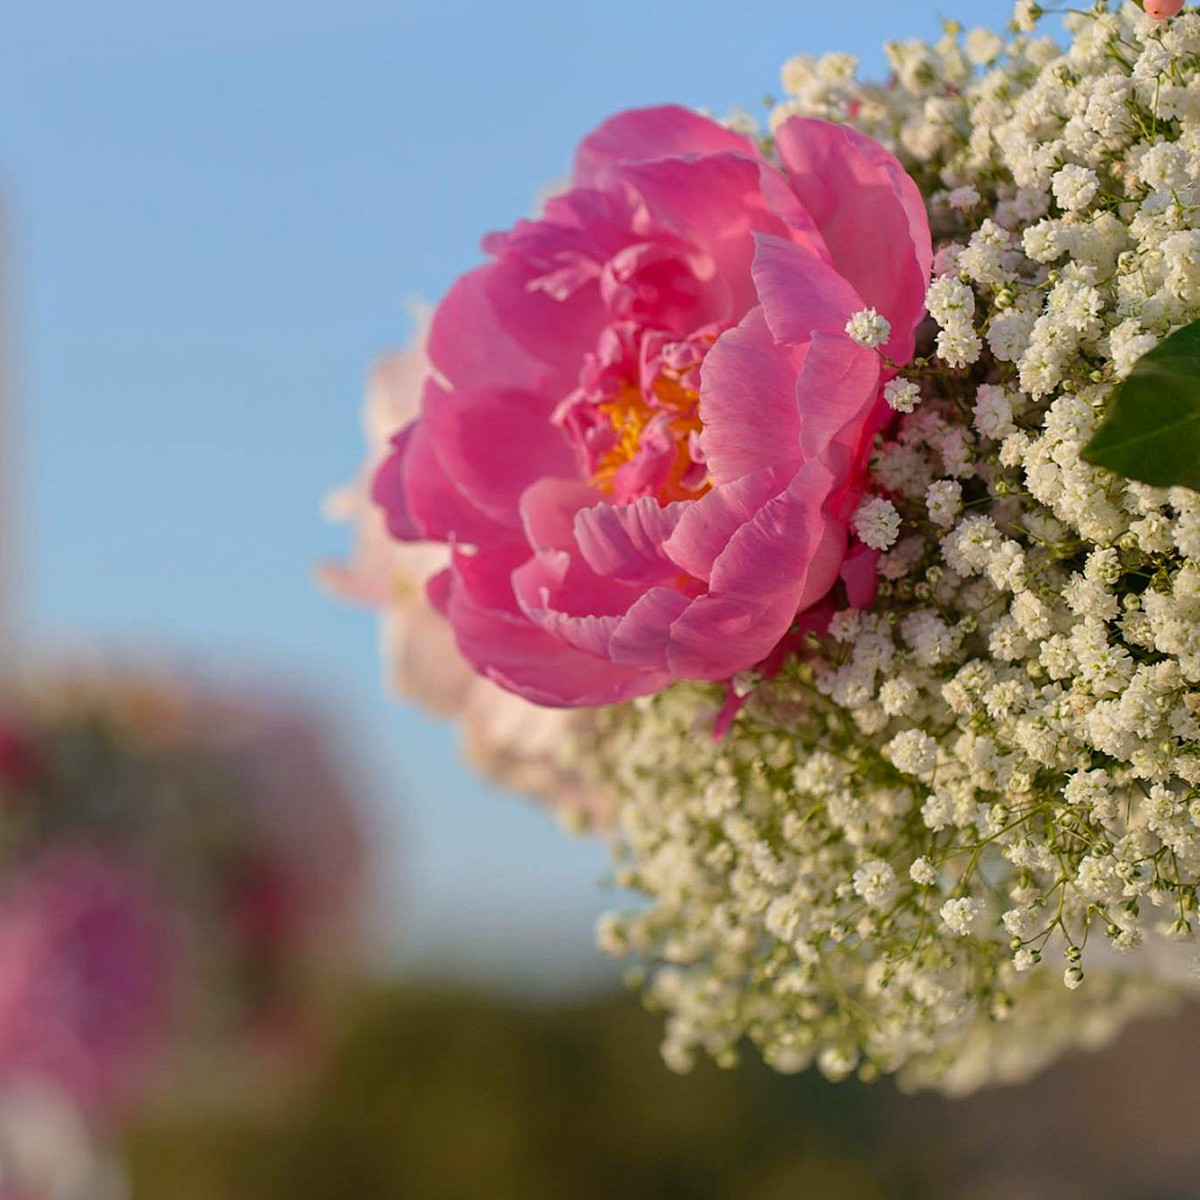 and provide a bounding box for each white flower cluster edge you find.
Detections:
[572,1,1200,1094]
